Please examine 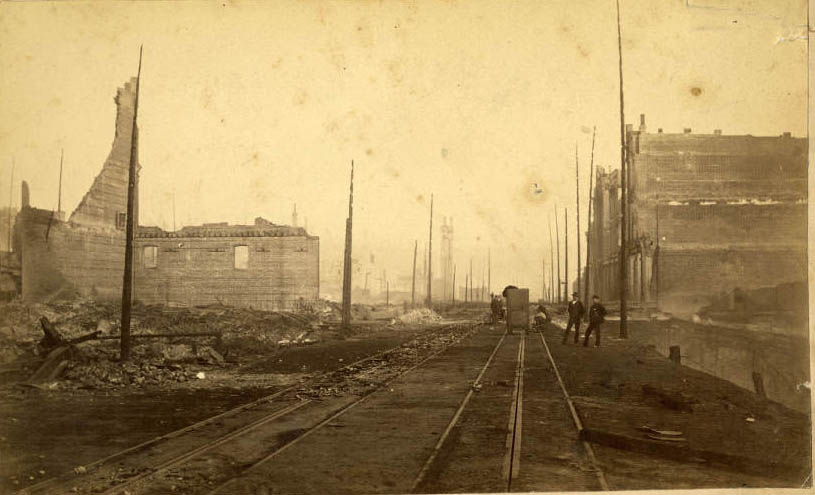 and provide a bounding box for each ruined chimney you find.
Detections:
[292,203,298,227]
[639,114,646,133]
[714,129,722,136]
[683,128,692,134]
